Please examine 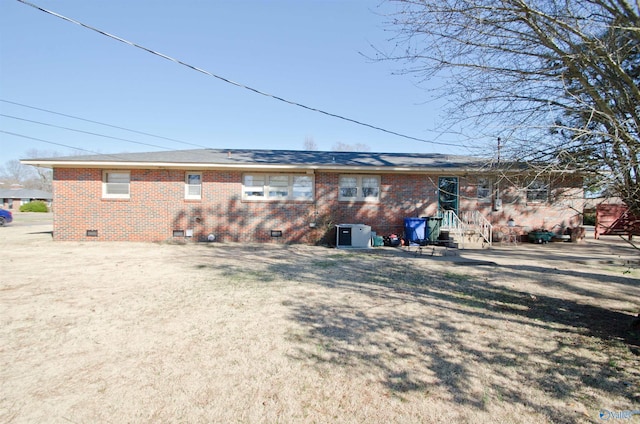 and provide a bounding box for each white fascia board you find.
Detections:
[20,159,480,174]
